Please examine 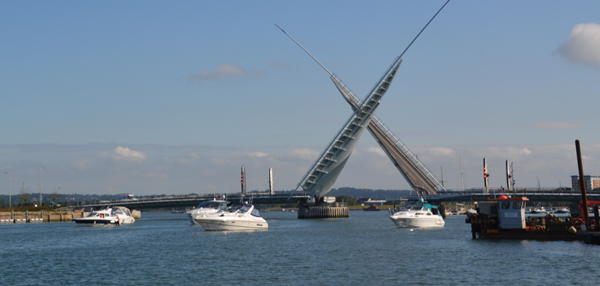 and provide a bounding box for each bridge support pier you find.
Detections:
[298,203,348,219]
[131,210,141,220]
